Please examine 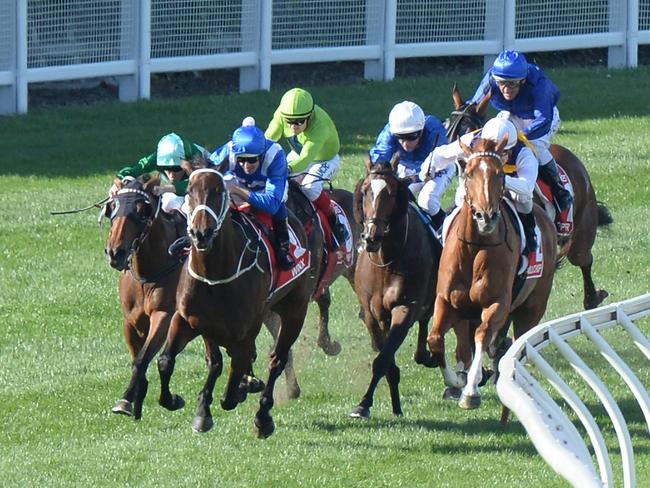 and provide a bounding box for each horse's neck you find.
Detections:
[379,210,408,260]
[190,213,249,277]
[131,217,176,276]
